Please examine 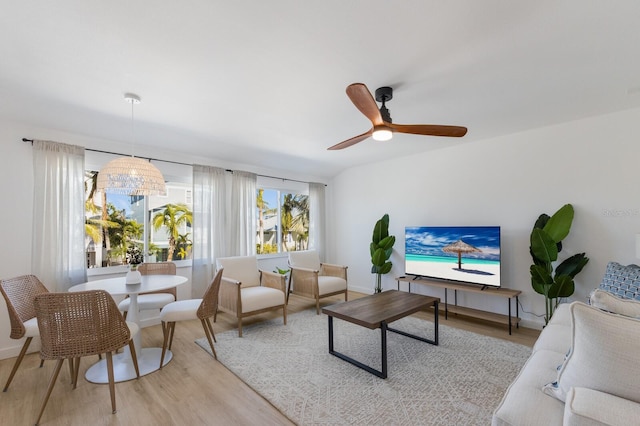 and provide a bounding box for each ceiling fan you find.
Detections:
[328,83,468,150]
